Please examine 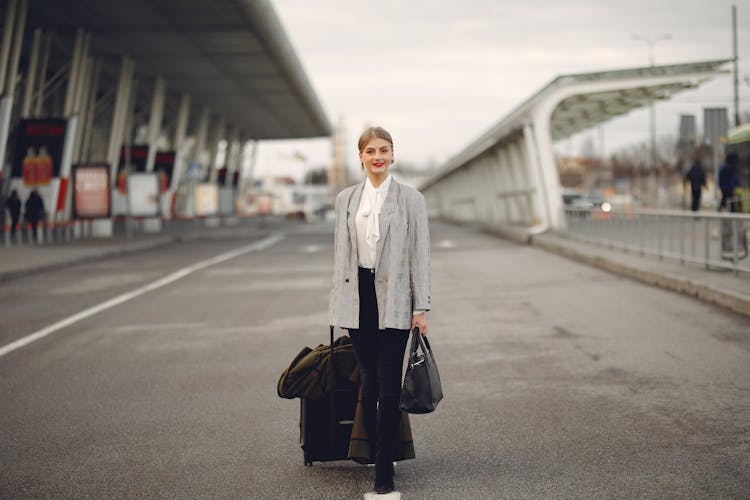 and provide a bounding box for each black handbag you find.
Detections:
[399,327,443,414]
